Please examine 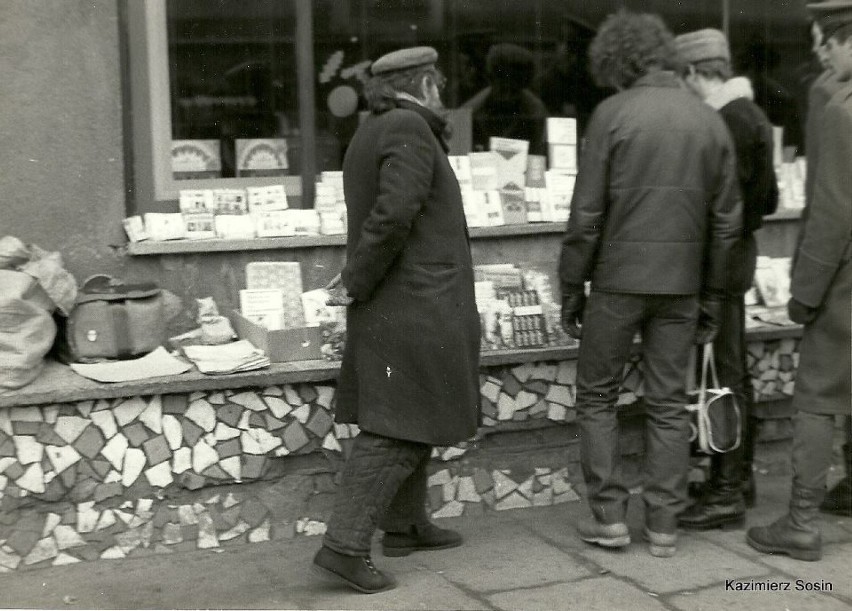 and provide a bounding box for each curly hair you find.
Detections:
[589,10,680,90]
[364,65,435,113]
